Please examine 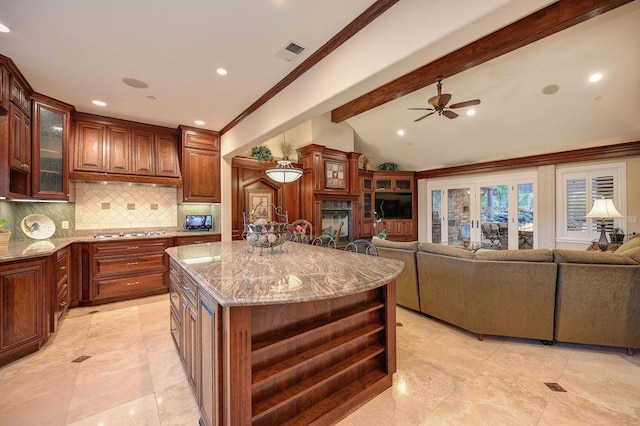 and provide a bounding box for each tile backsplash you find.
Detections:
[75,182,178,230]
